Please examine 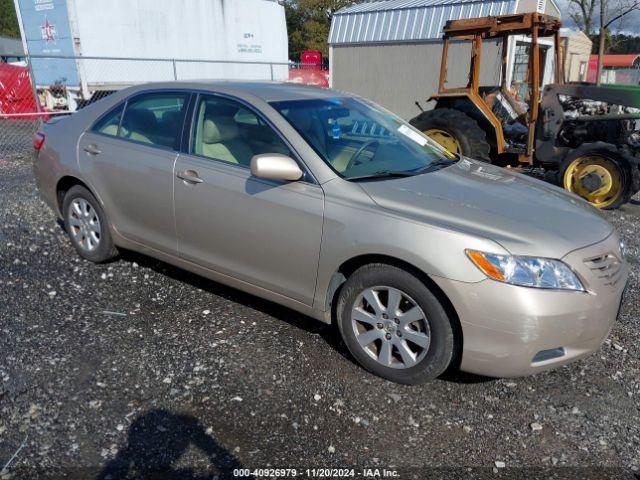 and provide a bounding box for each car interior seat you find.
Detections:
[101,124,119,136]
[120,108,156,144]
[158,110,182,146]
[198,114,254,166]
[284,108,327,154]
[284,108,356,172]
